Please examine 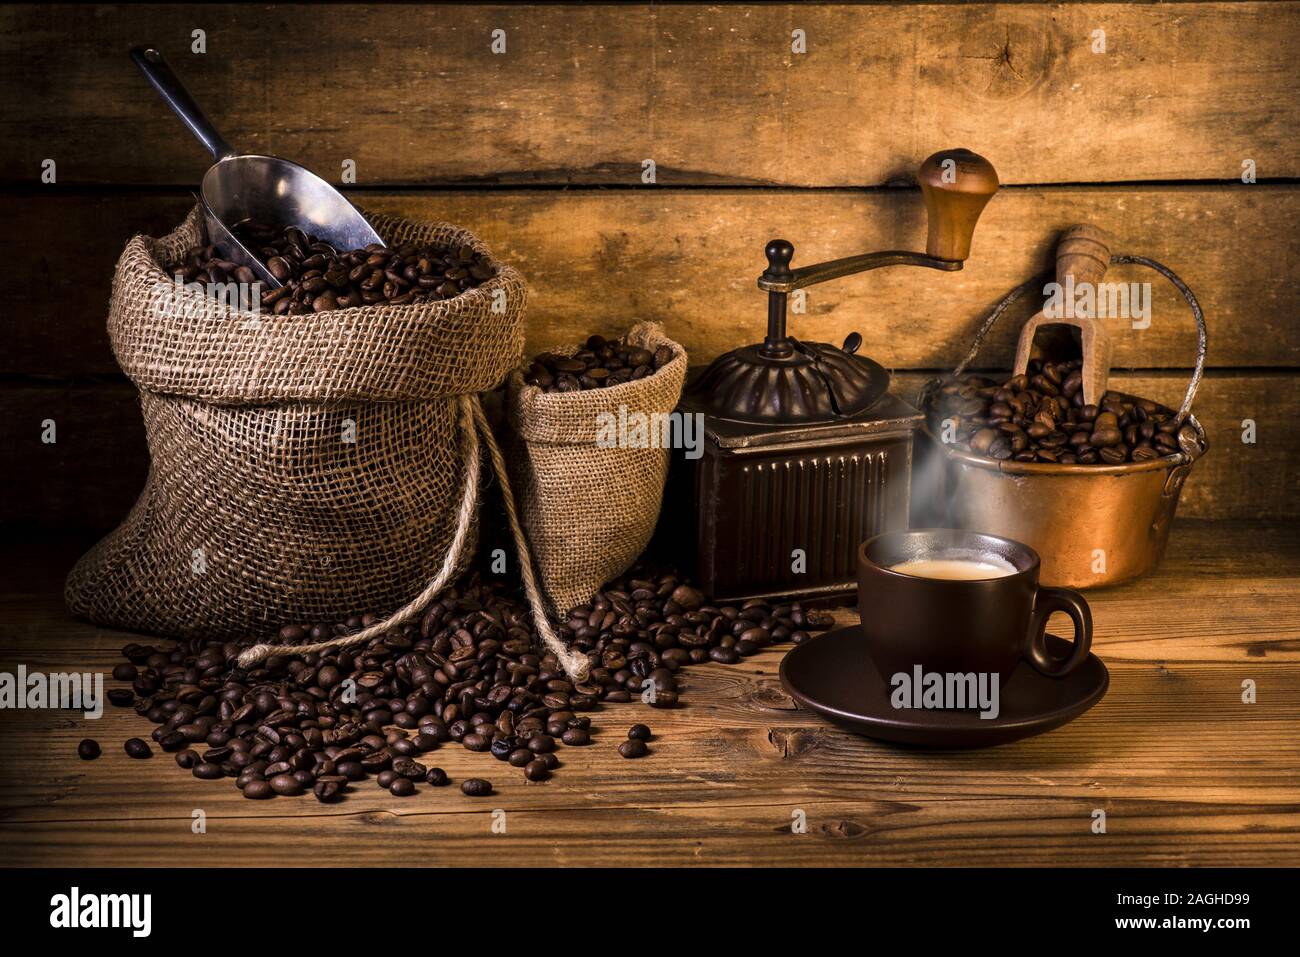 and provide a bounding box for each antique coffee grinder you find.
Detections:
[674,148,1000,603]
